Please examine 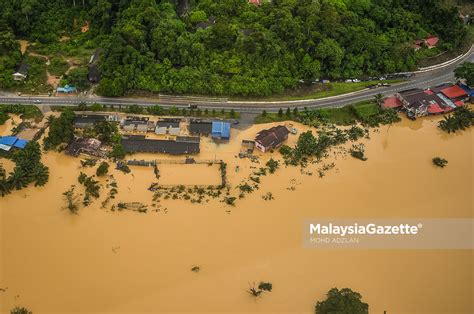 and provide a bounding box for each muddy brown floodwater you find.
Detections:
[0,116,472,314]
